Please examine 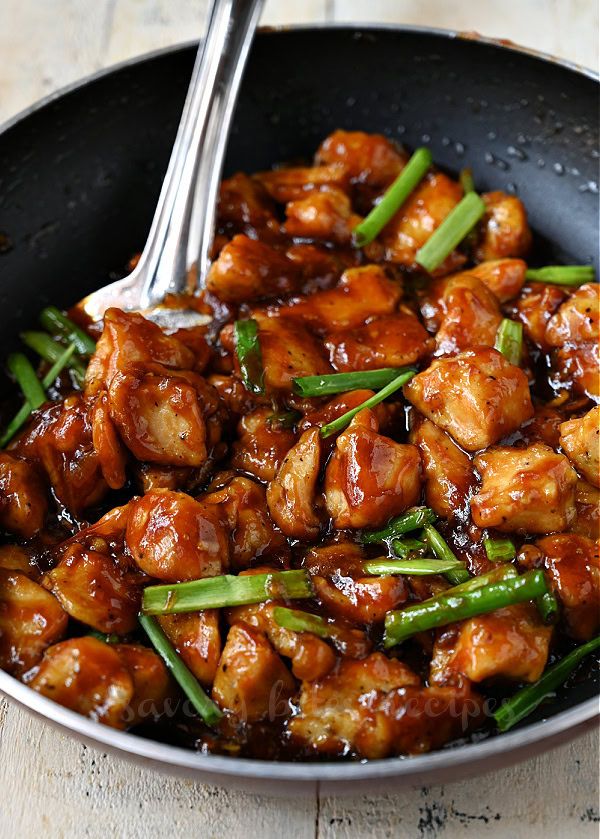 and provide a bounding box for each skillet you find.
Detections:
[0,25,598,793]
